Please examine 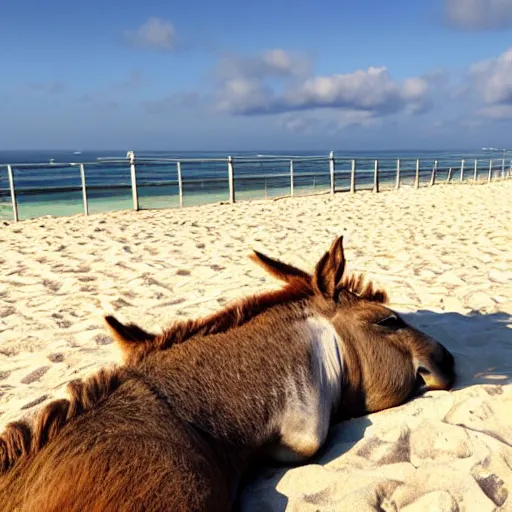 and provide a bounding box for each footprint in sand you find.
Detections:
[43,279,61,292]
[94,334,113,346]
[48,353,64,363]
[21,366,50,385]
